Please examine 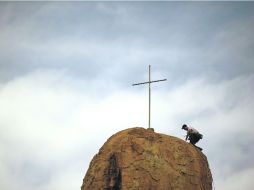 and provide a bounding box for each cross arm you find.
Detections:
[132,79,167,86]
